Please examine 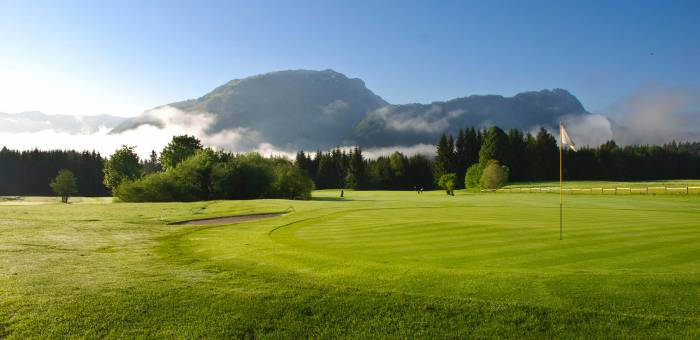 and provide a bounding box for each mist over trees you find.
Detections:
[1,125,700,198]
